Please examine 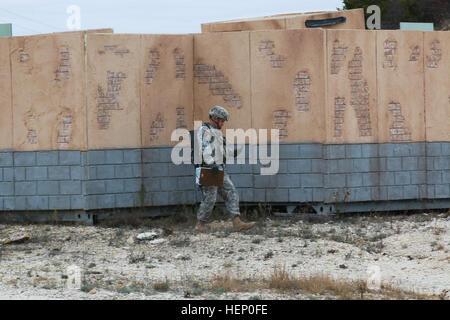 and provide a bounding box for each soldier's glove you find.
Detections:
[211,164,219,175]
